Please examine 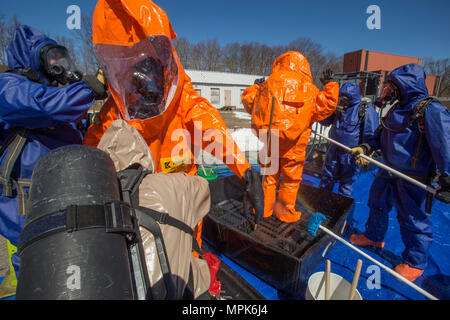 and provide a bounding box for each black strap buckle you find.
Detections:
[104,200,135,235]
[157,212,169,224]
